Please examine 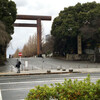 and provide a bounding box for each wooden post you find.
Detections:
[37,18,42,56]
